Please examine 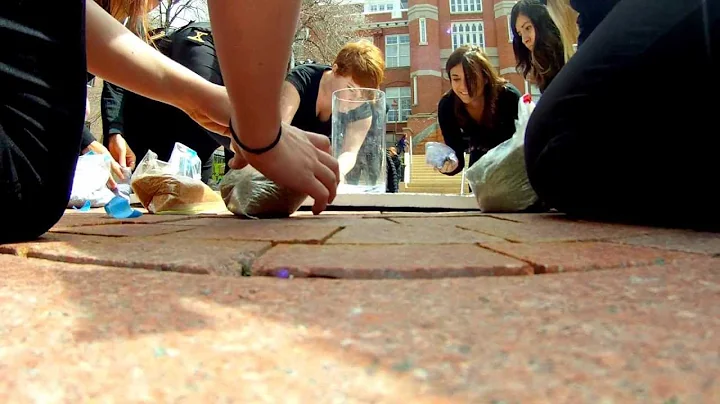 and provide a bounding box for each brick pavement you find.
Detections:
[1,208,718,402]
